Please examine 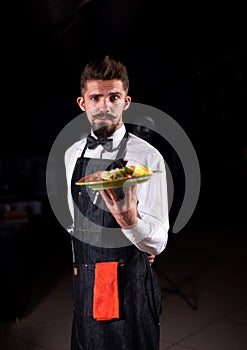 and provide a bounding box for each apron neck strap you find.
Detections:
[115,129,128,160]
